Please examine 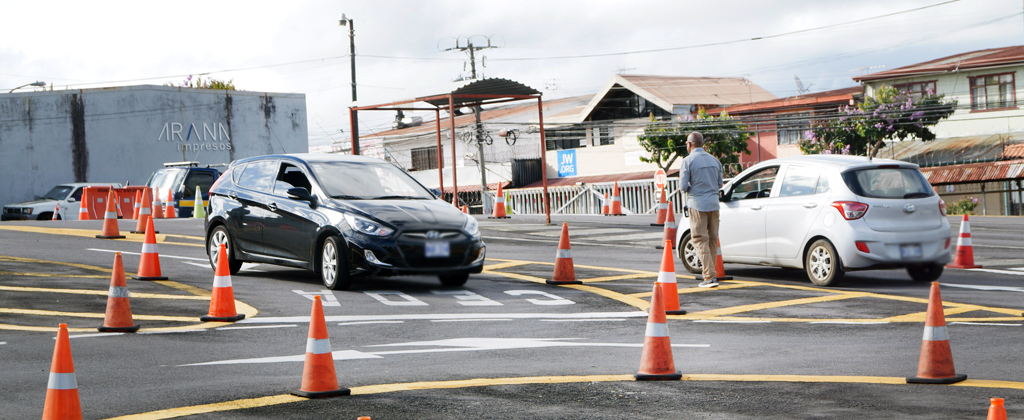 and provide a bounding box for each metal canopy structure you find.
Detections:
[348,78,553,223]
